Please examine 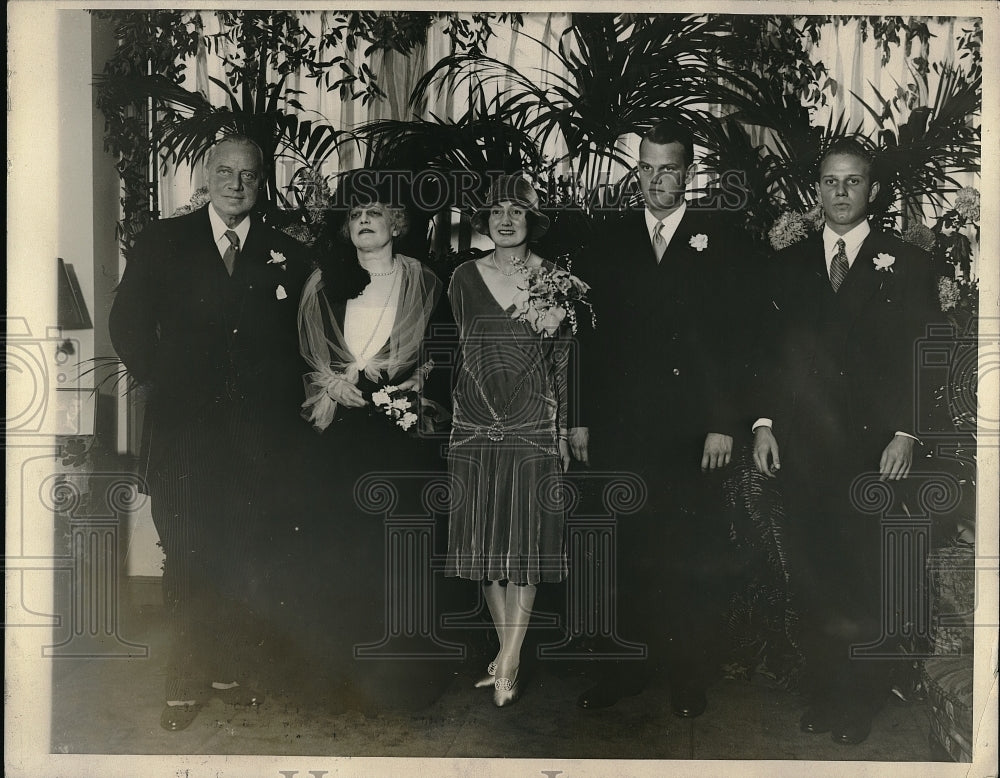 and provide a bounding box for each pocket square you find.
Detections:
[275,284,287,300]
